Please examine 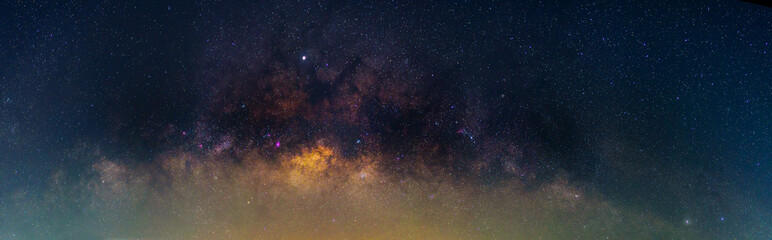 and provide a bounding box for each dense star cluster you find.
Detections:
[0,0,770,239]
